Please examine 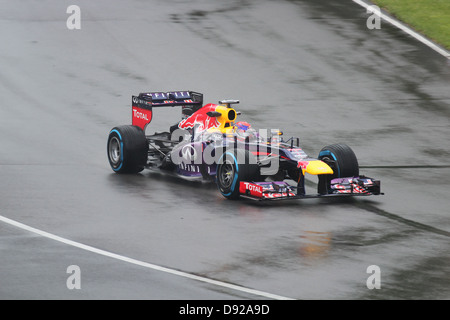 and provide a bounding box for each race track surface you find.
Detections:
[1,0,450,300]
